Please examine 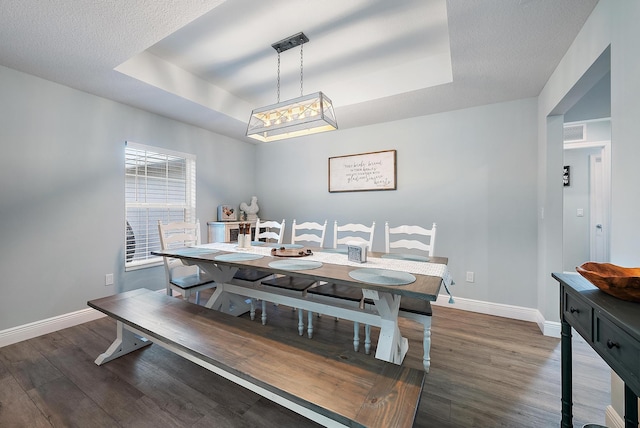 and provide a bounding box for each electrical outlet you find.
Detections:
[466,271,474,283]
[105,273,114,286]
